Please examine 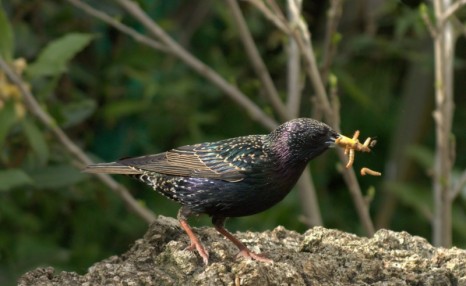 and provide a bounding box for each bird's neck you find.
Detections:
[266,143,309,184]
[266,135,305,166]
